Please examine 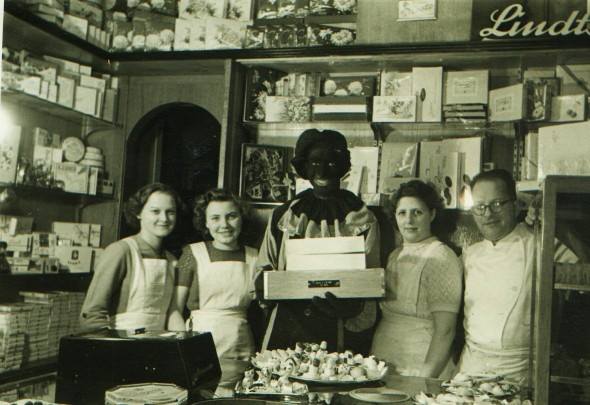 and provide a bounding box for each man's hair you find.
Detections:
[470,169,517,200]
